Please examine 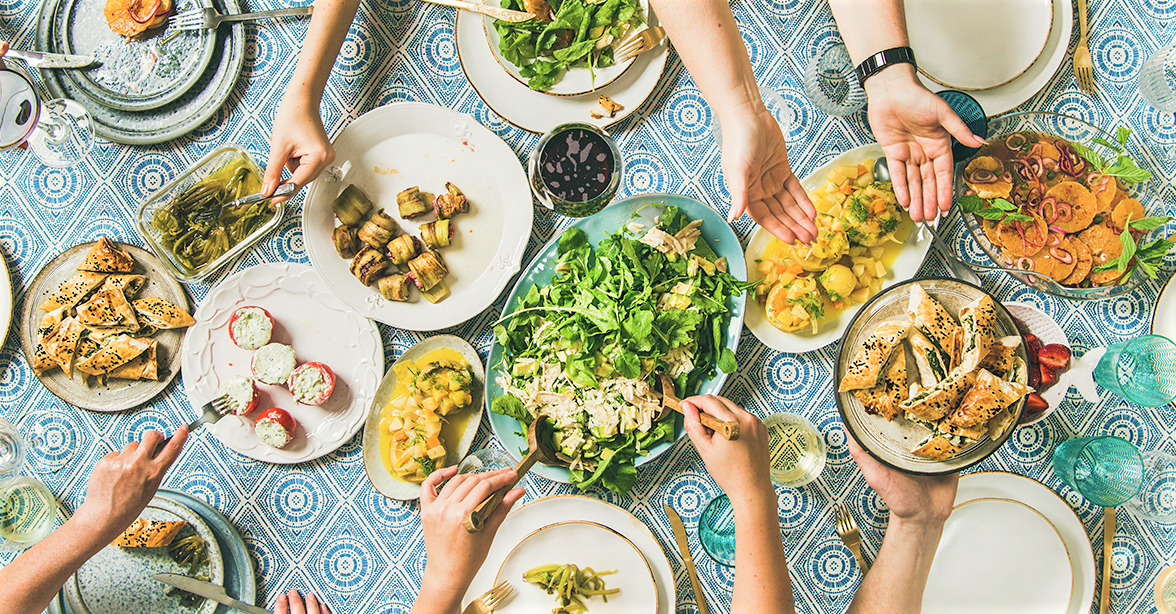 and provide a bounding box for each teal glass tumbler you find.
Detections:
[698,494,736,567]
[1093,335,1176,407]
[1052,436,1145,507]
